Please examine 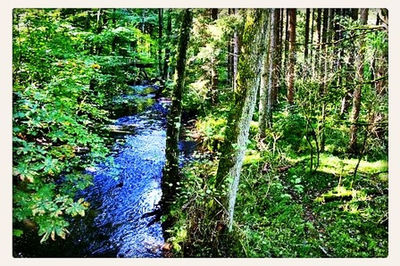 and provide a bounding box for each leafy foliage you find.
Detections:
[13,8,160,243]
